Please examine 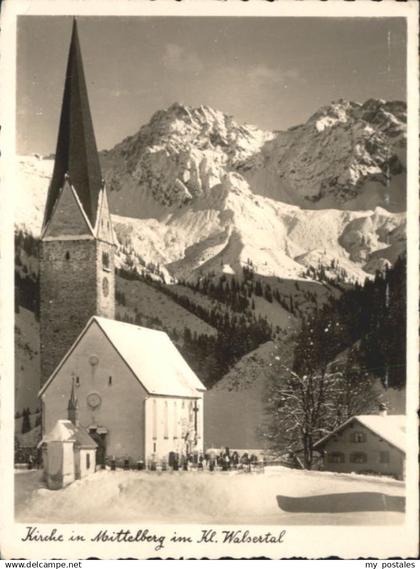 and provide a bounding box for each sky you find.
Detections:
[17,16,406,155]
